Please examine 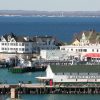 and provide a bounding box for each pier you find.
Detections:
[1,83,100,98]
